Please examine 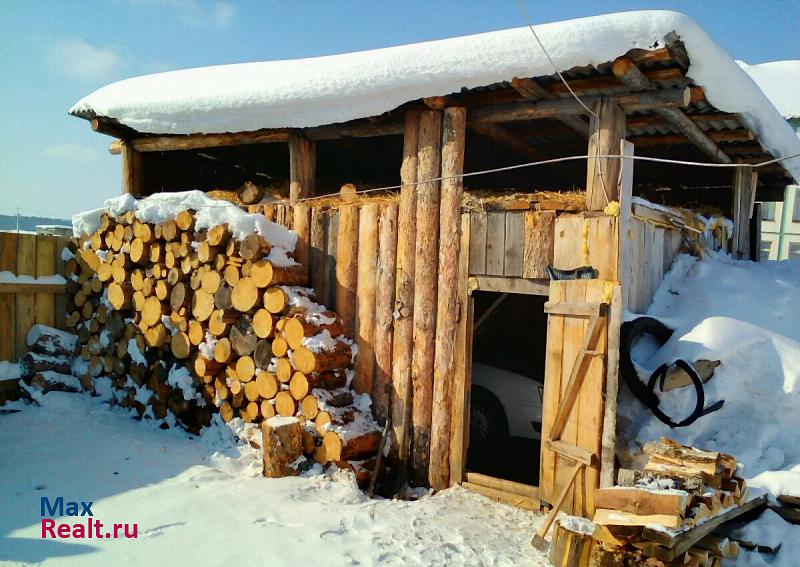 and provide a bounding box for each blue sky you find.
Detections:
[1,0,798,219]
